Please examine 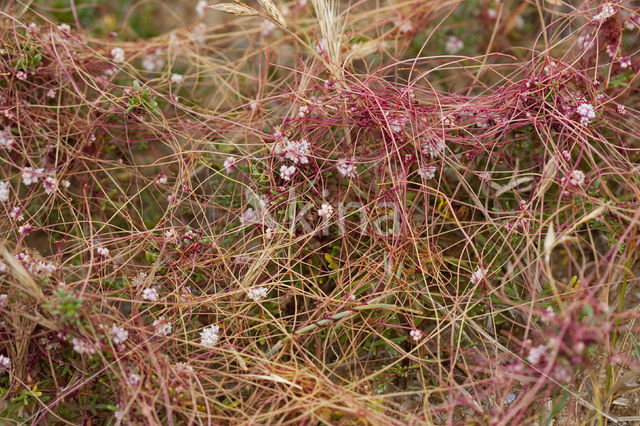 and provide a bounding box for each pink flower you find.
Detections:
[18,224,33,236]
[43,176,58,194]
[0,354,11,372]
[247,286,268,301]
[417,165,436,179]
[336,158,357,178]
[96,246,110,258]
[72,338,96,355]
[224,157,236,174]
[156,173,168,185]
[142,287,159,302]
[526,344,547,364]
[619,57,632,69]
[110,324,128,345]
[593,3,616,21]
[395,19,413,34]
[153,317,172,335]
[420,136,446,157]
[279,165,296,181]
[410,329,423,341]
[128,373,141,386]
[241,208,257,225]
[22,167,44,186]
[0,127,15,148]
[317,203,334,219]
[445,36,464,54]
[576,103,595,126]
